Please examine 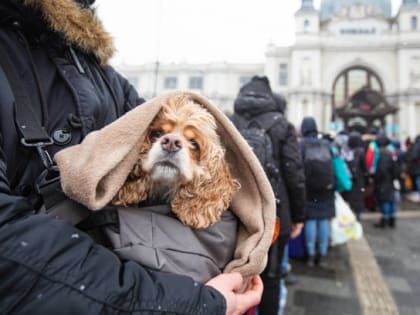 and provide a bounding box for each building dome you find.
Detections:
[320,0,392,20]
